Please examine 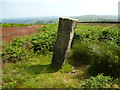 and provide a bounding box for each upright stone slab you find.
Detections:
[51,17,78,68]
